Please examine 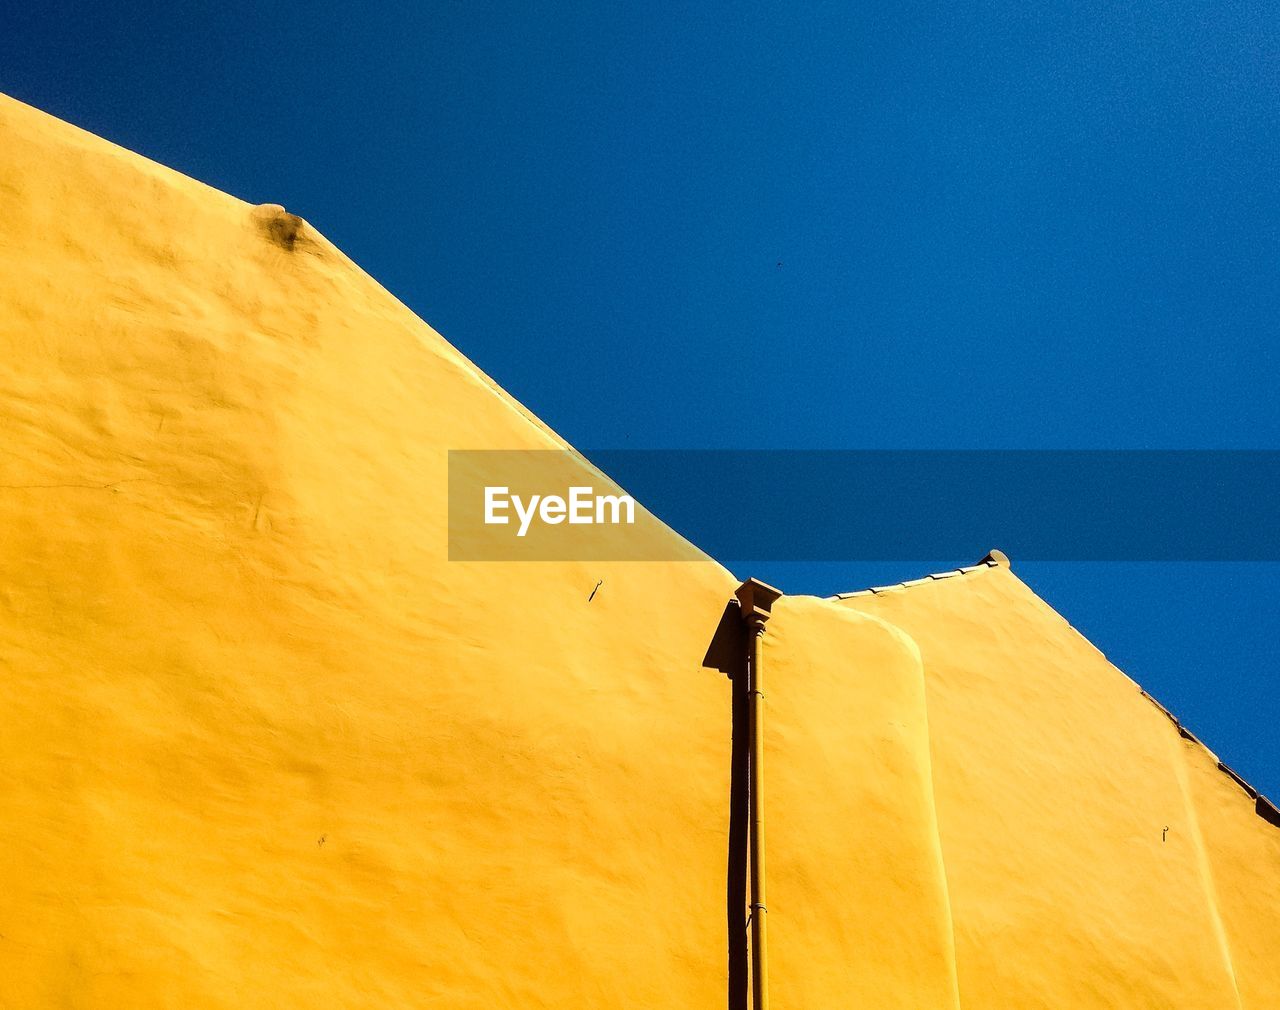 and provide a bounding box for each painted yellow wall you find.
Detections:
[839,563,1280,1009]
[765,596,961,1010]
[1,92,1277,1008]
